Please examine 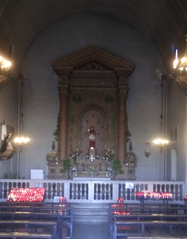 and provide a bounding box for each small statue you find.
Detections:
[88,126,96,149]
